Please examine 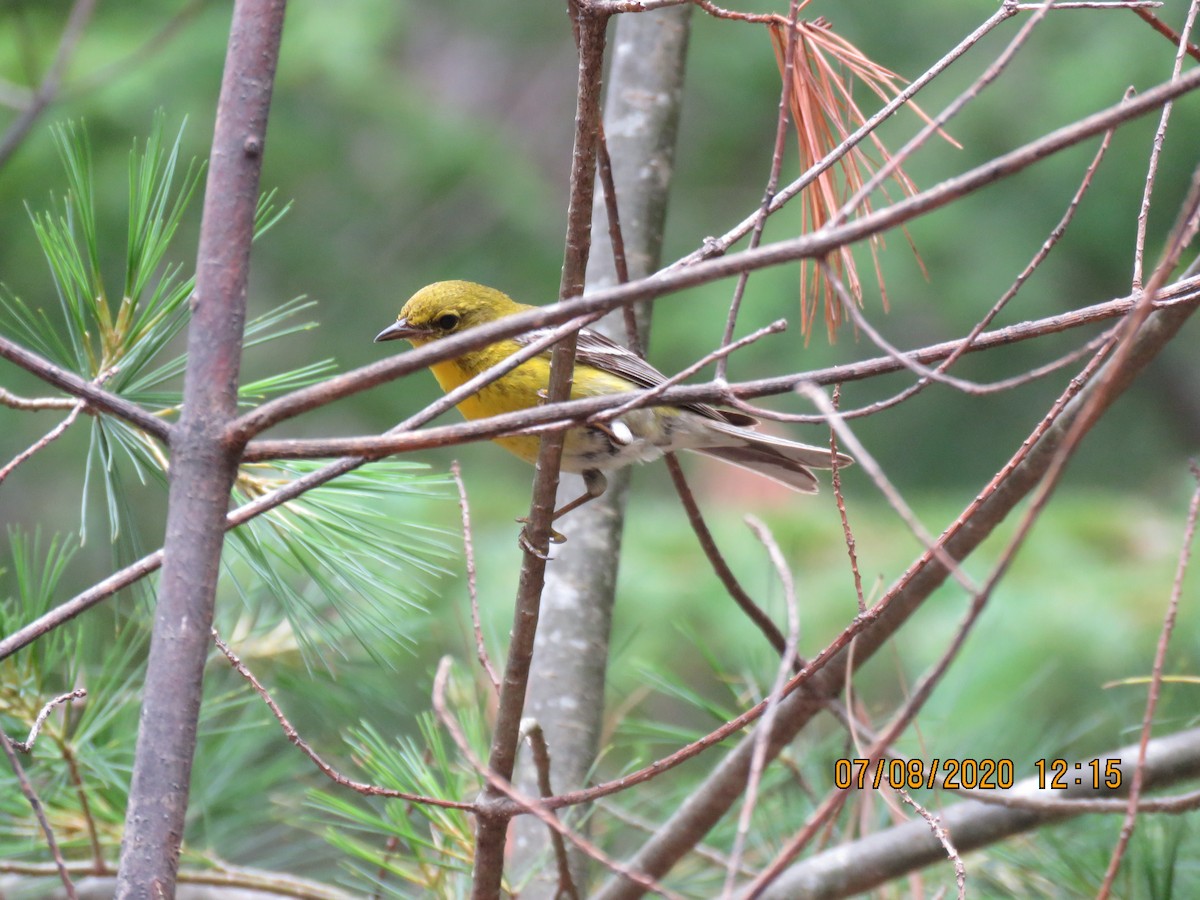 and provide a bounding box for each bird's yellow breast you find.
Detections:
[427,345,639,467]
[428,347,548,464]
